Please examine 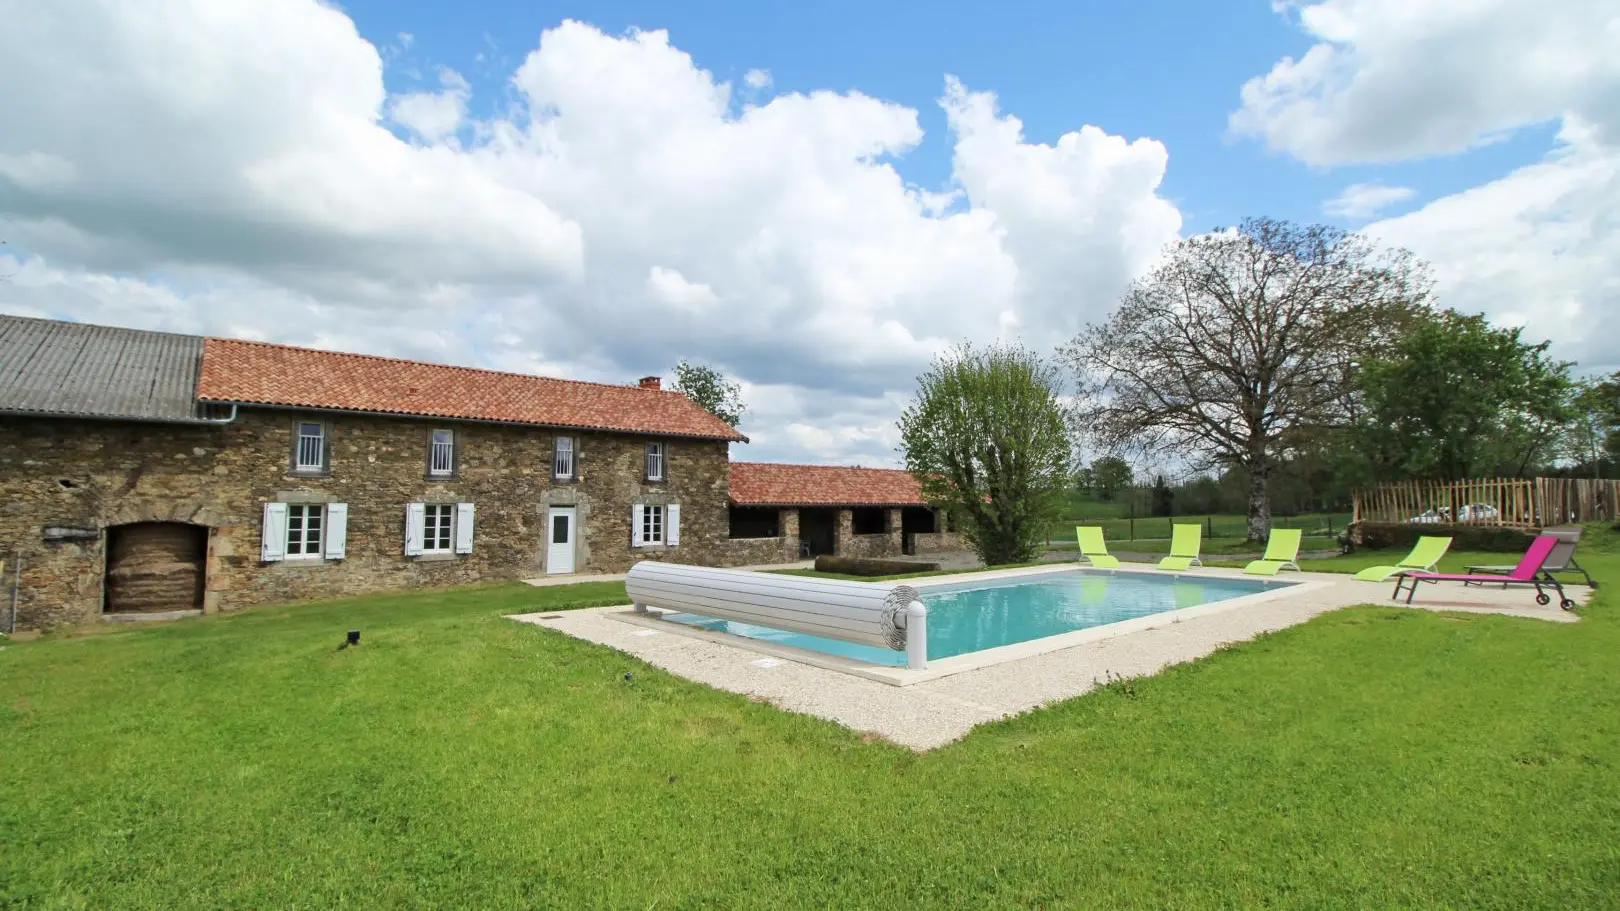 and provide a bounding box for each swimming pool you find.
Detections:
[663,569,1291,668]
